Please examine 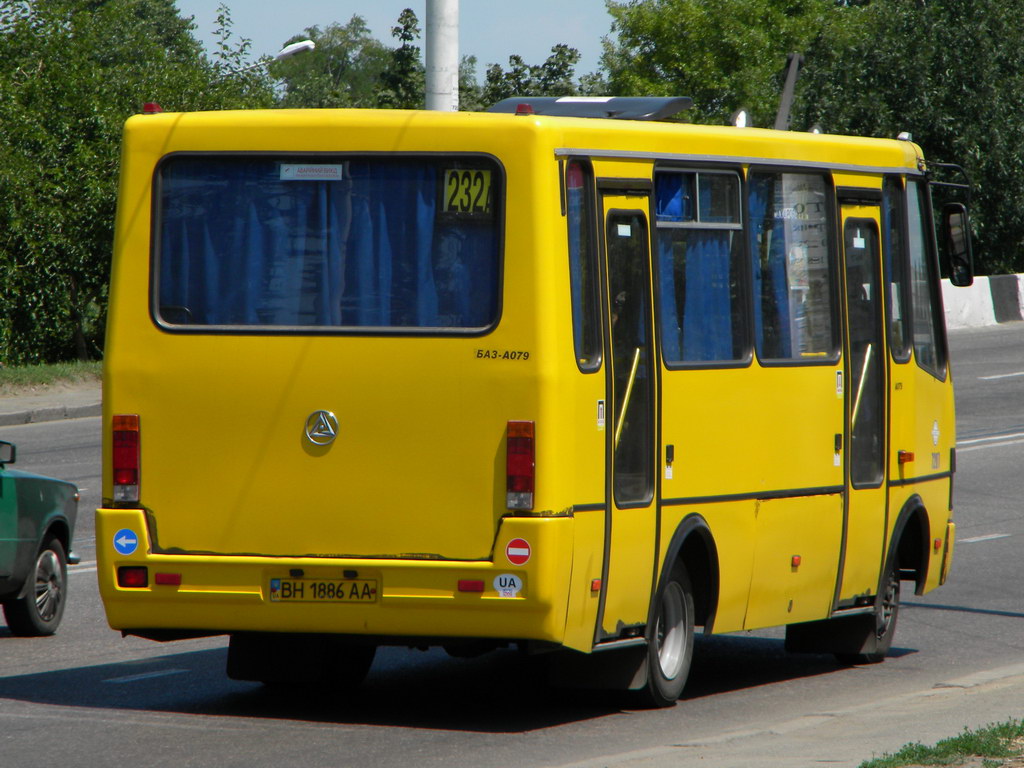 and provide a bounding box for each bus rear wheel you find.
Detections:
[836,560,900,666]
[636,561,694,708]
